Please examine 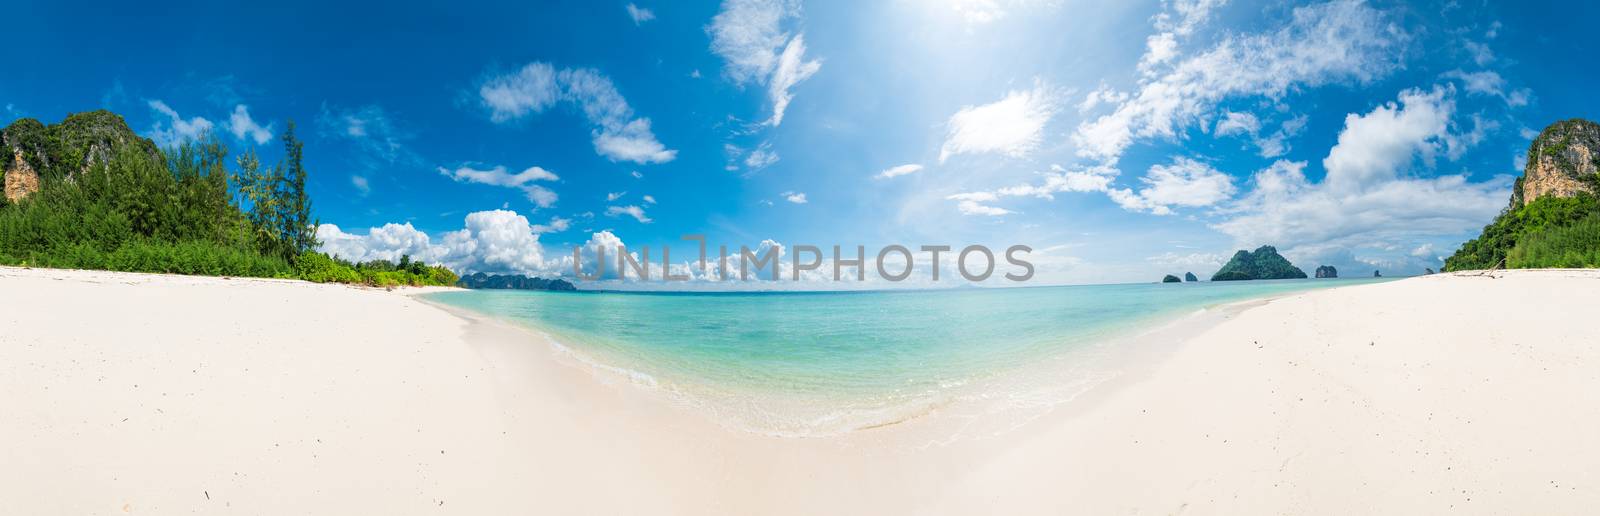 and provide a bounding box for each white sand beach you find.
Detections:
[3,266,1599,514]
